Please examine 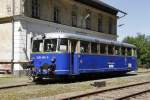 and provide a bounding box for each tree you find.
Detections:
[123,33,150,68]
